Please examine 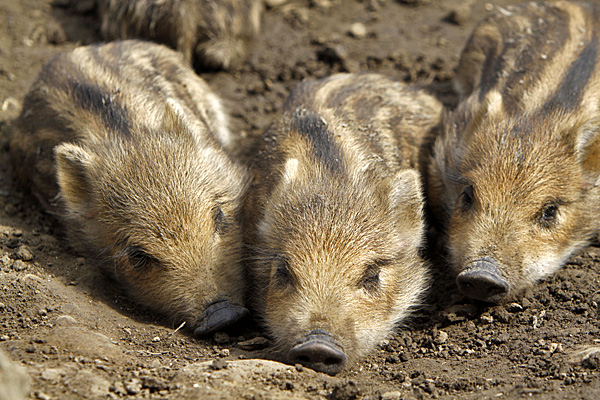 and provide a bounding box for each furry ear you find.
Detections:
[54,143,95,217]
[575,119,600,189]
[161,101,188,134]
[389,169,426,250]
